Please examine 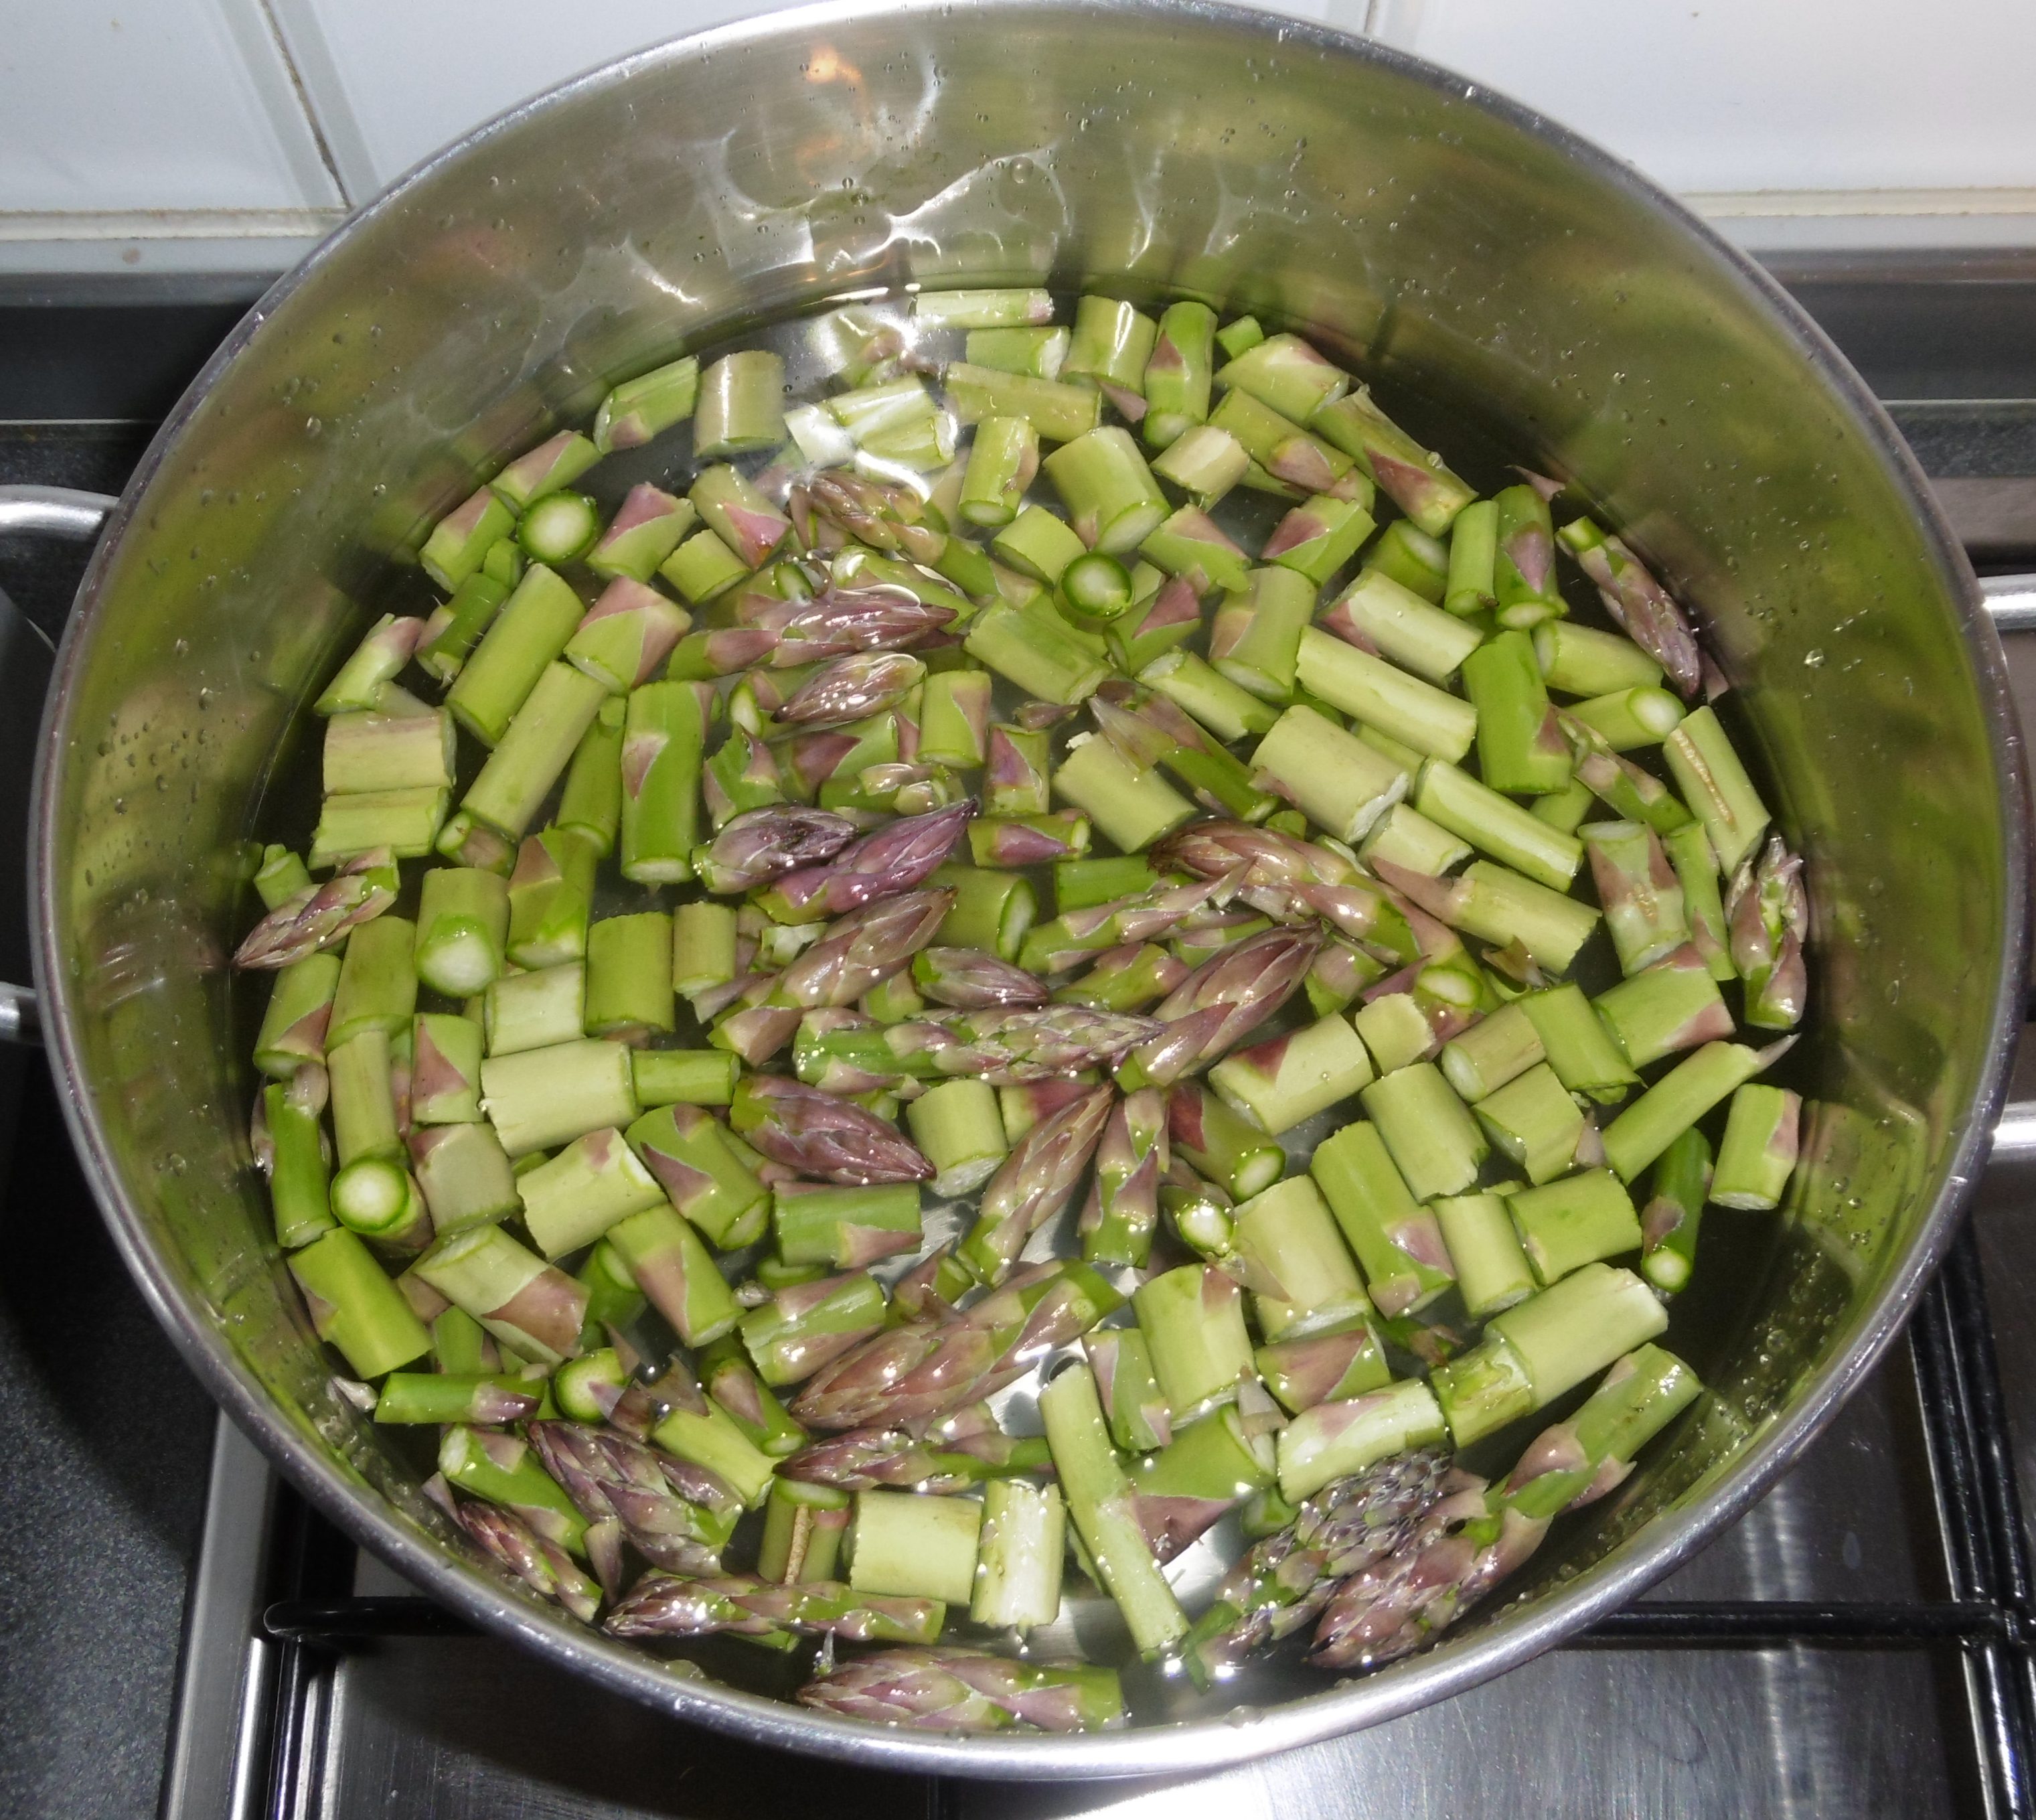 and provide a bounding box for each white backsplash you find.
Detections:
[2,0,2033,273]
